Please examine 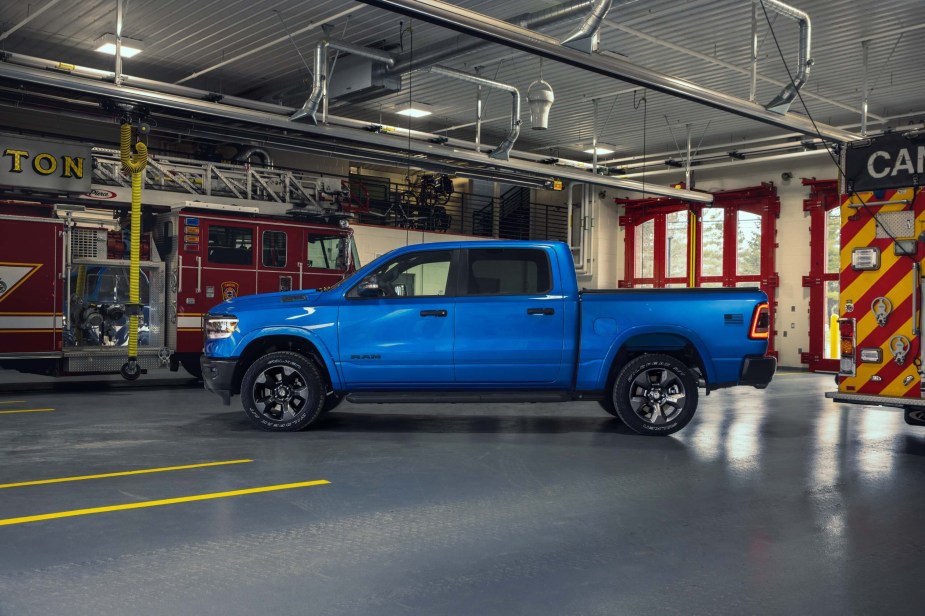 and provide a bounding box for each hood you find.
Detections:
[208,289,324,315]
